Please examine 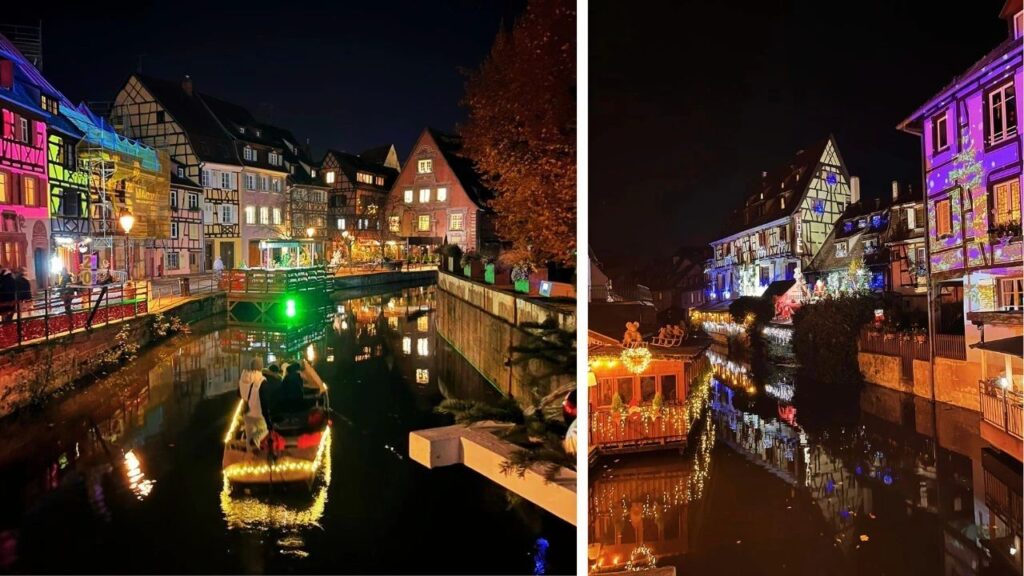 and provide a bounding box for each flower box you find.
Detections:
[484,264,495,284]
[514,279,530,293]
